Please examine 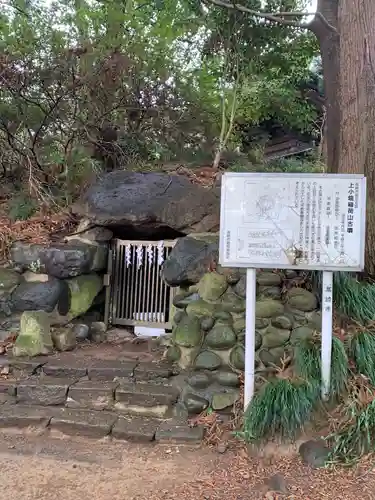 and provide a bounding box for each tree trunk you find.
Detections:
[310,0,340,173]
[338,0,375,275]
